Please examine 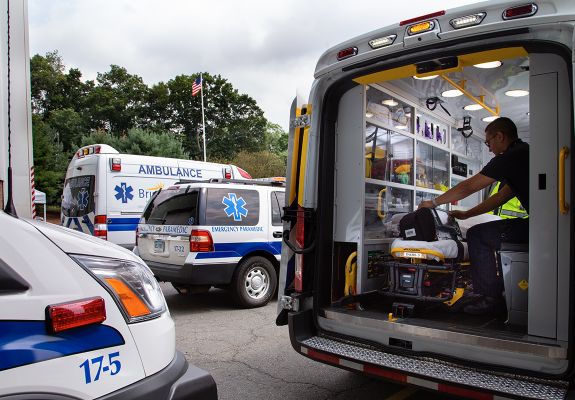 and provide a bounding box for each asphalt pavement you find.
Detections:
[162,283,450,400]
